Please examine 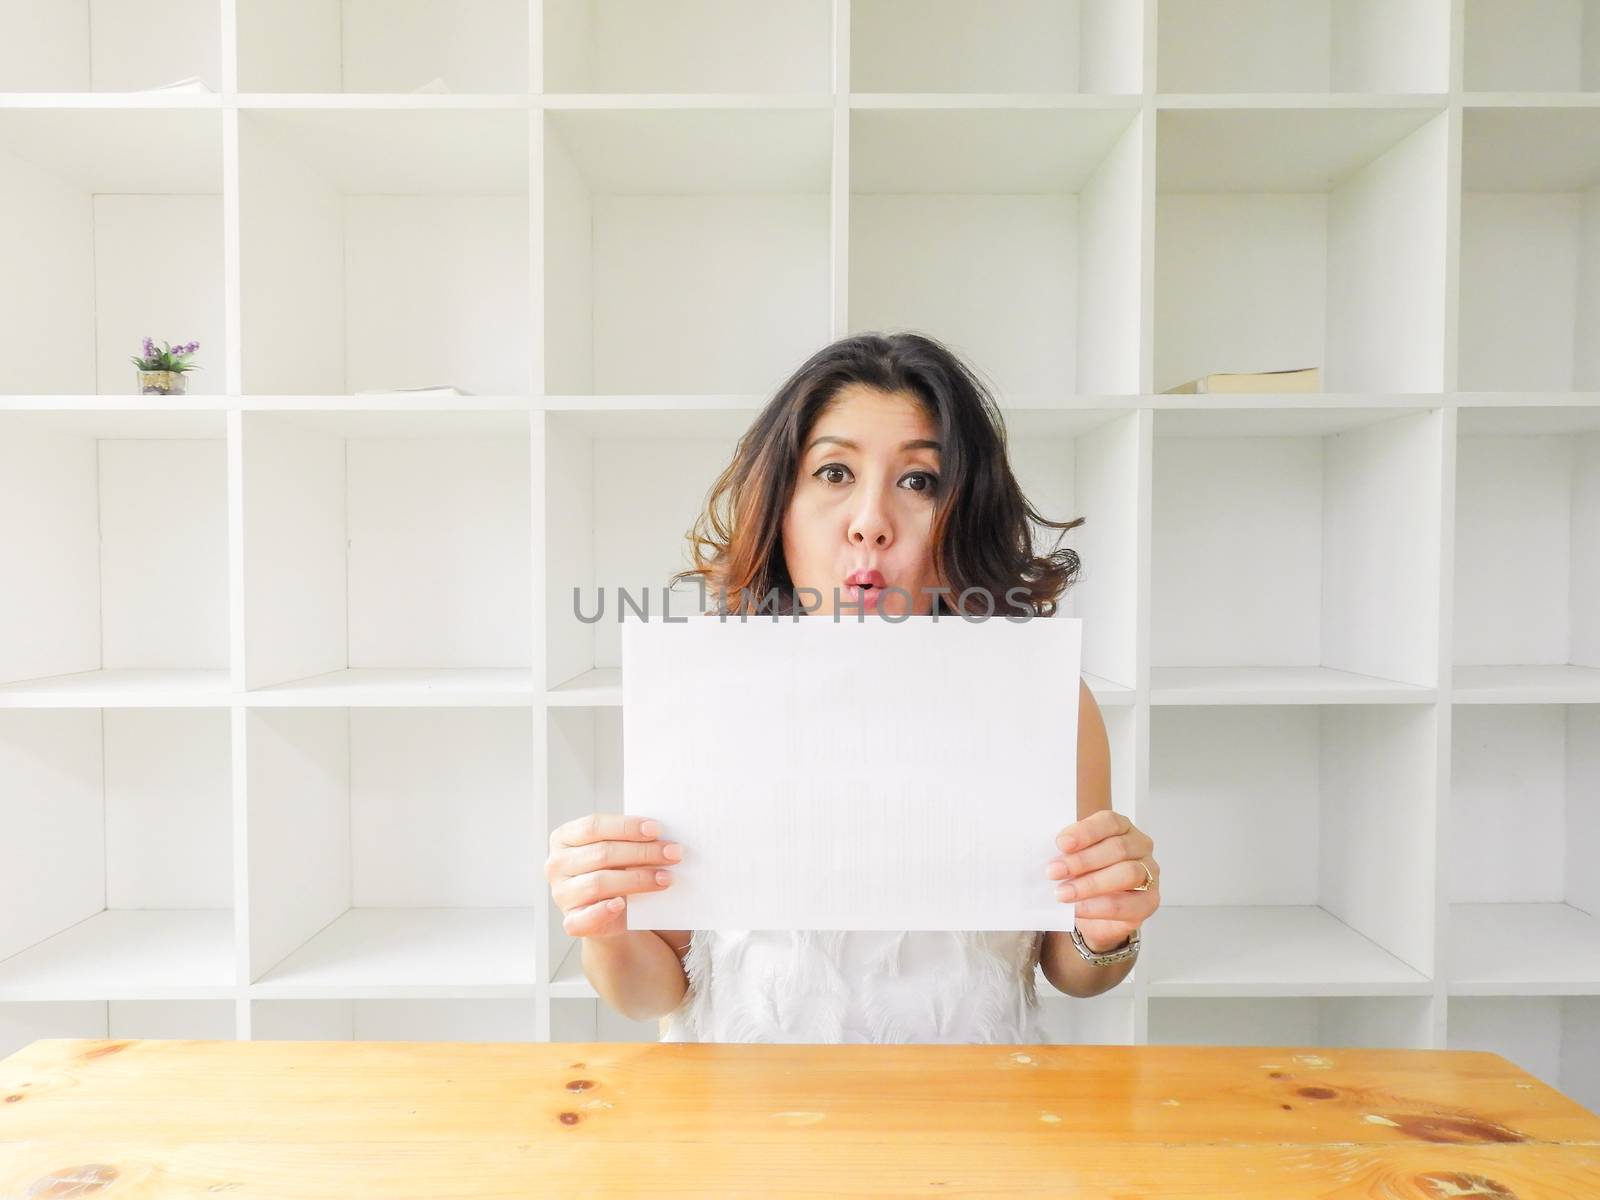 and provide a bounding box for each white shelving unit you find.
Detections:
[1,0,1597,1112]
